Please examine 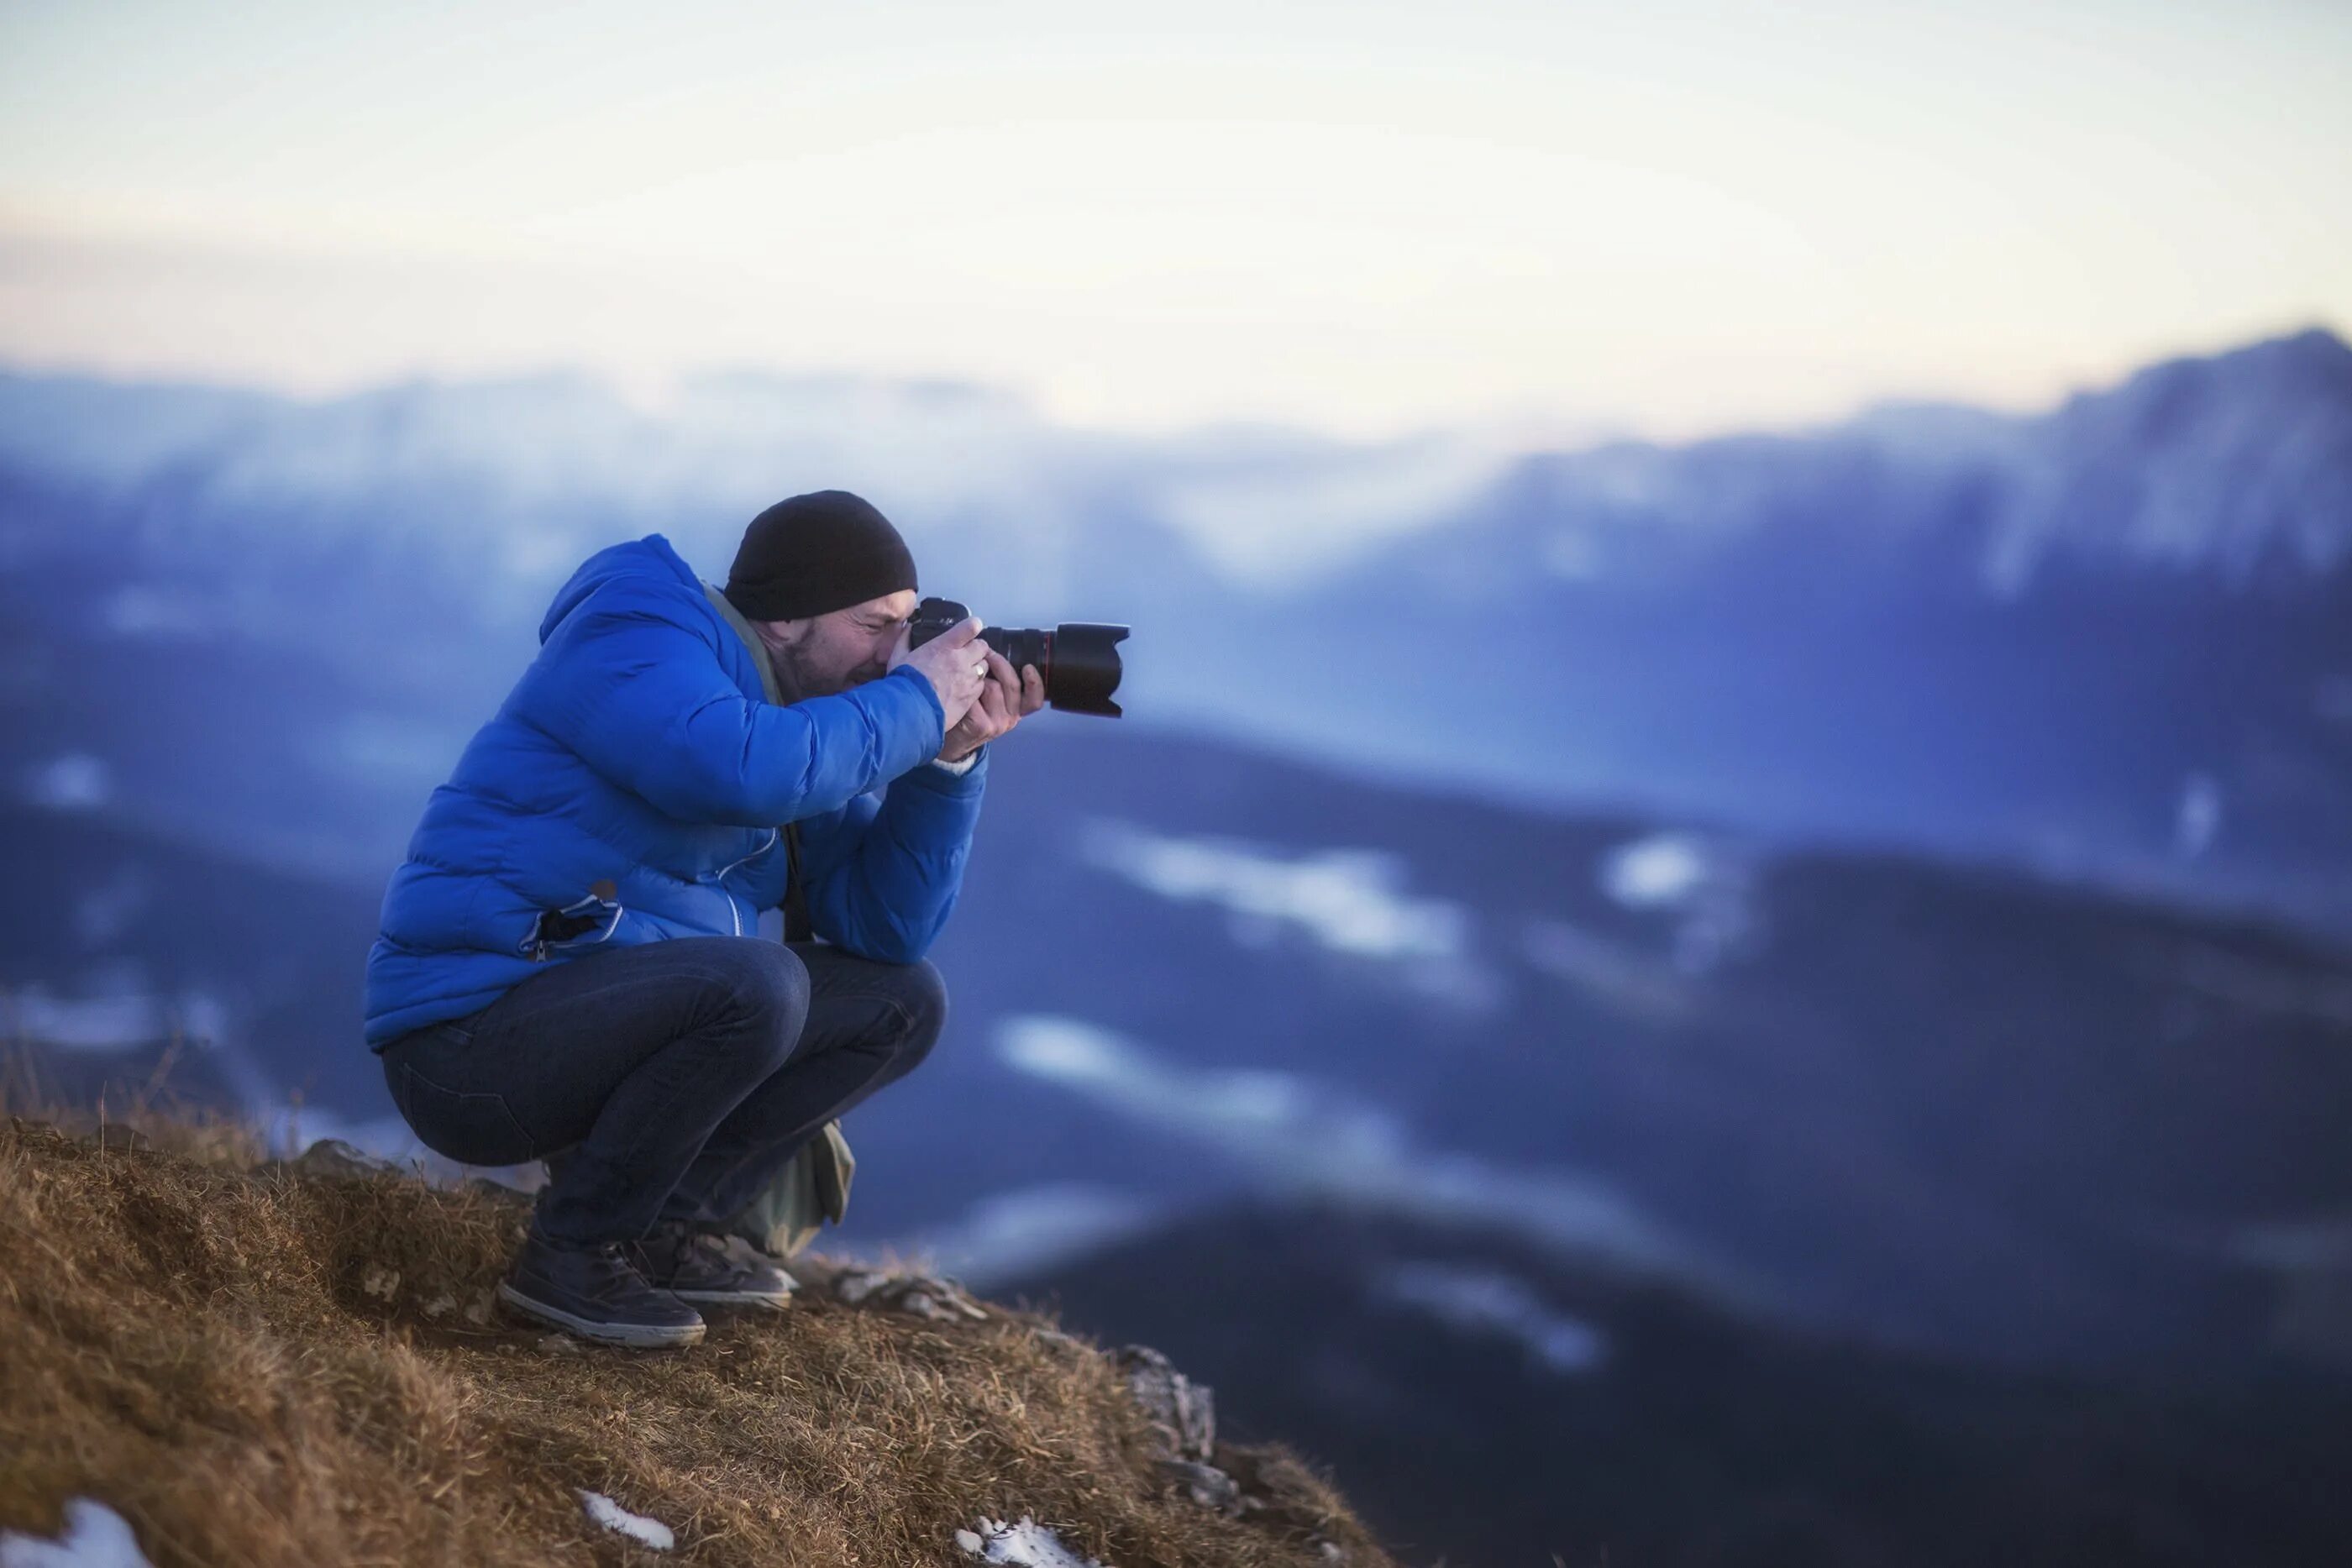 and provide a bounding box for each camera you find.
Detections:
[906,597,1129,717]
